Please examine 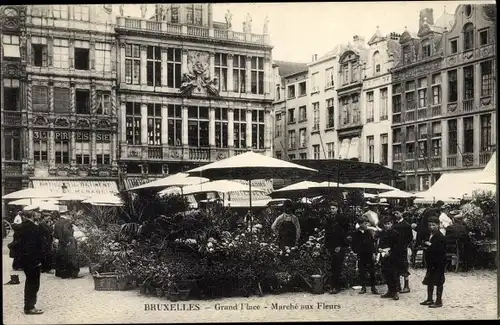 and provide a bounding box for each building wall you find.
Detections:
[272,65,286,159]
